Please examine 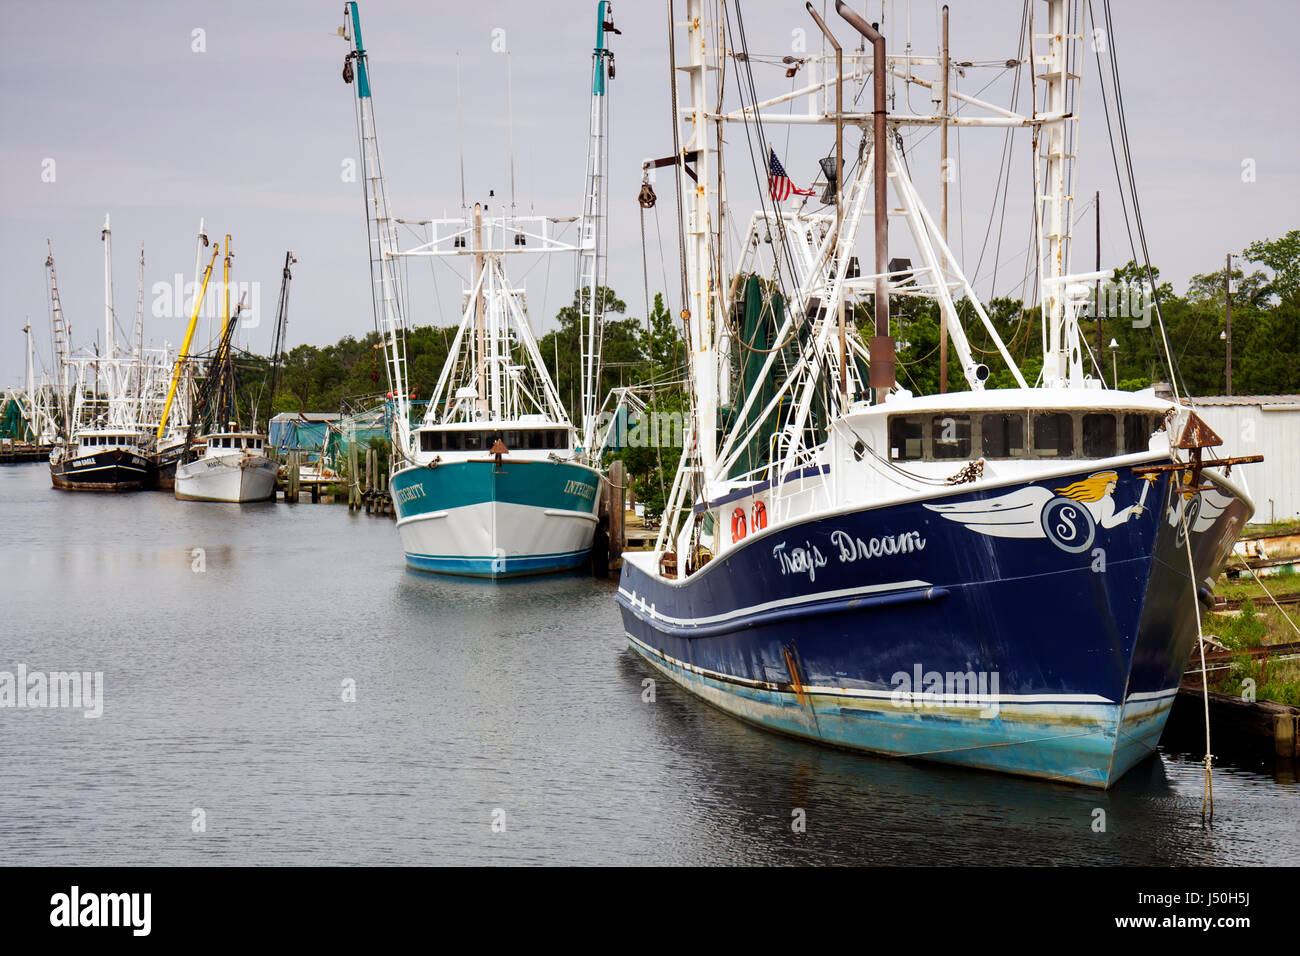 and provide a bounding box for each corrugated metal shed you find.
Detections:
[1190,395,1300,524]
